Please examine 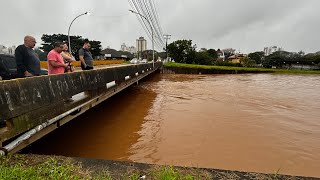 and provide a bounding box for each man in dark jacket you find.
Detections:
[79,39,94,70]
[15,35,41,77]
